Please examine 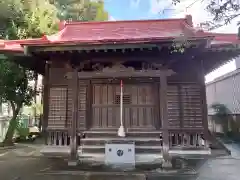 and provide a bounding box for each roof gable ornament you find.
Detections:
[185,15,193,27]
[102,62,135,72]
